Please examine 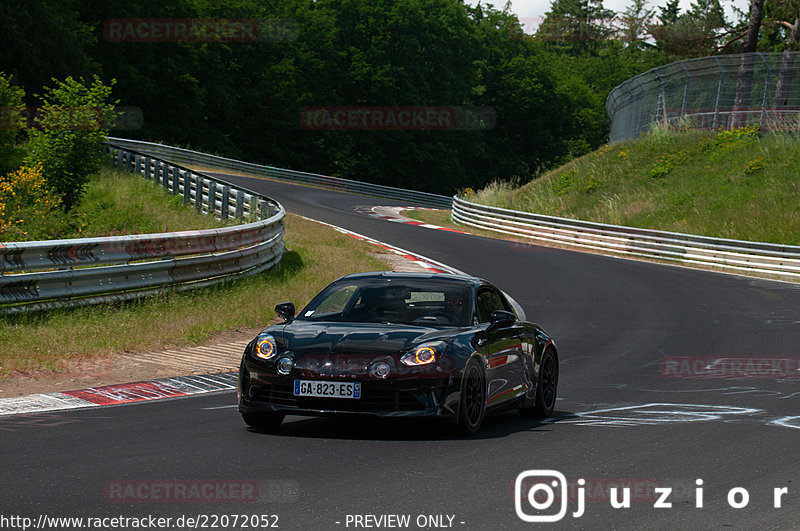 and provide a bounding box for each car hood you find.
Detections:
[278,321,448,357]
